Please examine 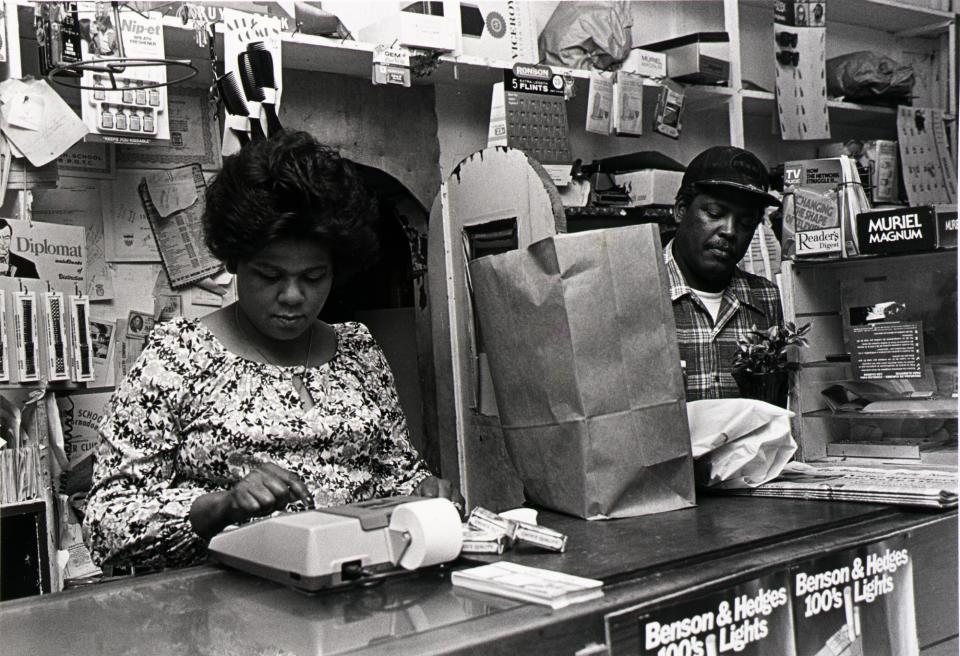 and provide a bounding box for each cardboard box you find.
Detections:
[458,1,538,63]
[612,169,684,207]
[620,48,667,78]
[935,204,957,249]
[357,0,460,51]
[642,32,730,84]
[855,205,937,255]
